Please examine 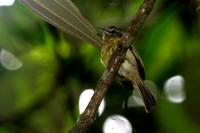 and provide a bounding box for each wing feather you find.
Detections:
[129,46,145,80]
